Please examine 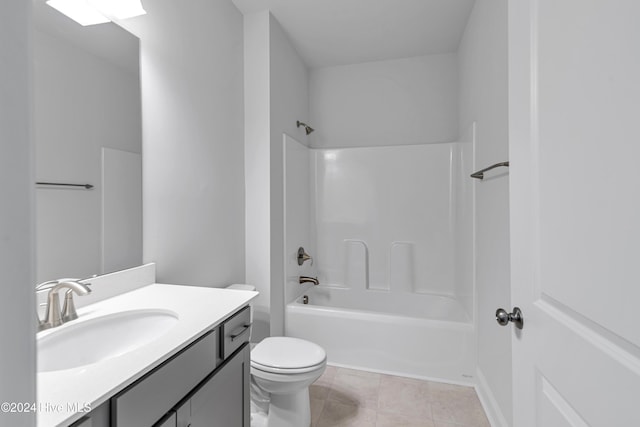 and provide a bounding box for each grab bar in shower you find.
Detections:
[470,161,509,180]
